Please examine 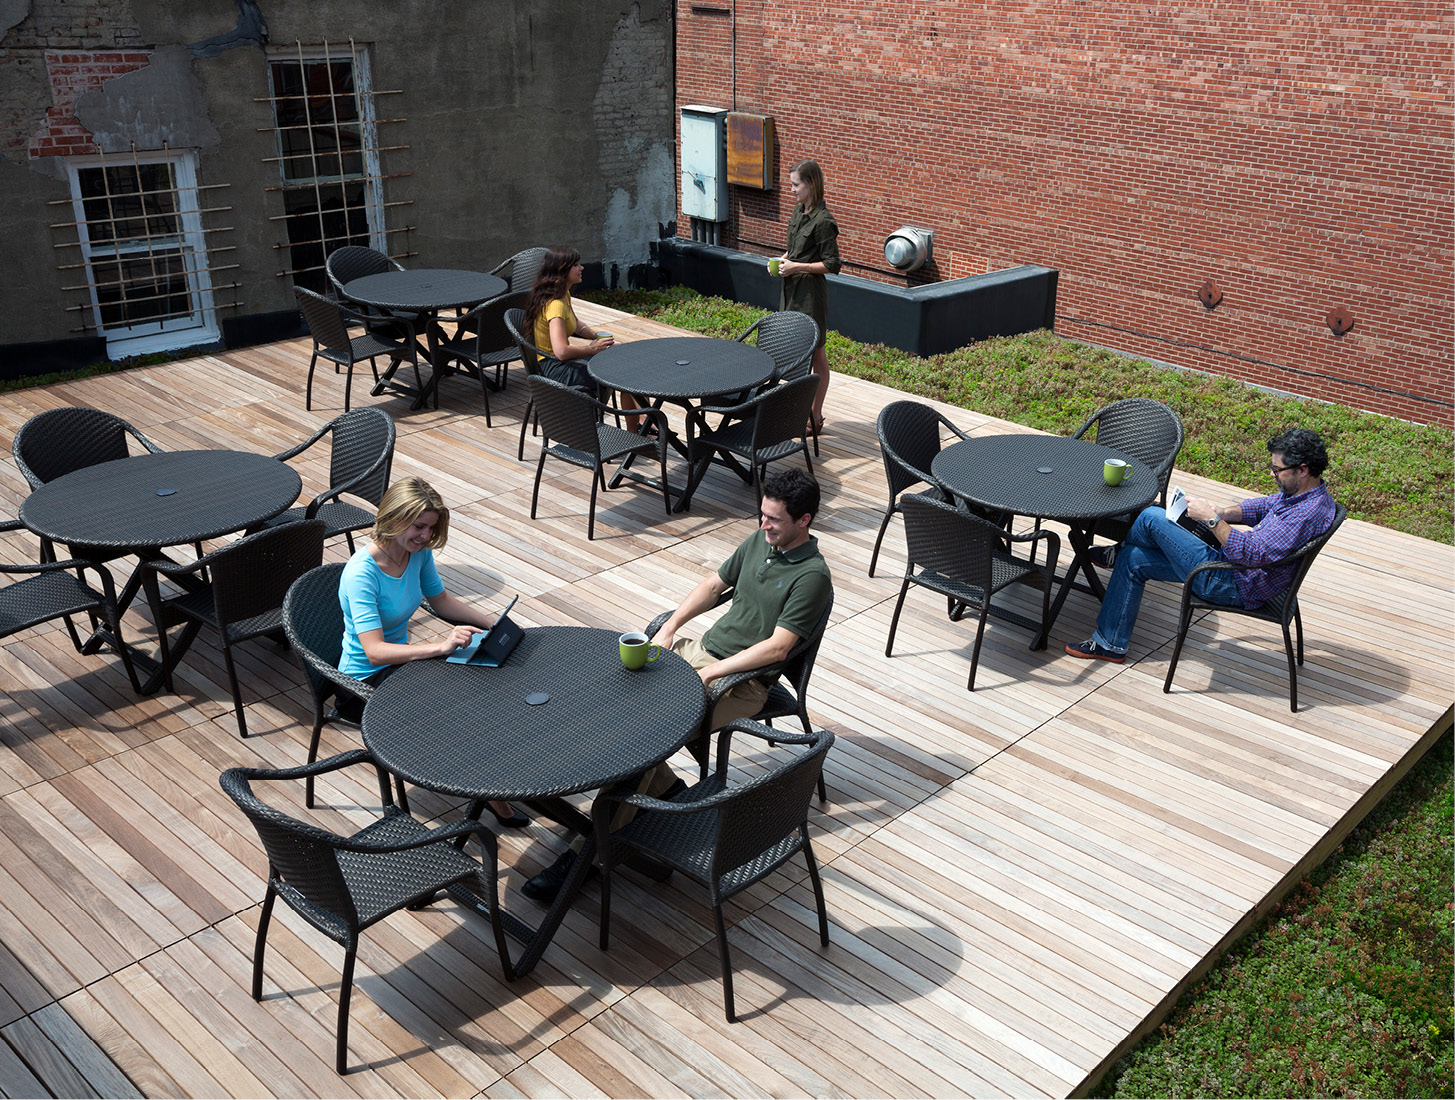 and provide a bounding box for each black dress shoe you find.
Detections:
[522,850,593,903]
[487,802,531,829]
